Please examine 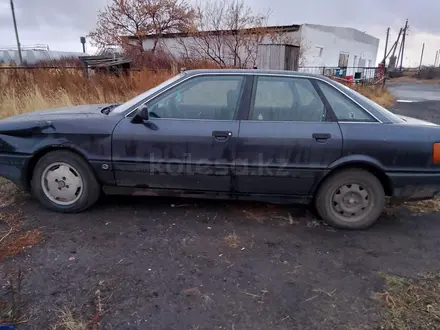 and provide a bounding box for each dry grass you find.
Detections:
[52,283,106,330]
[354,85,395,108]
[404,199,440,214]
[224,231,240,248]
[385,198,440,216]
[377,272,440,330]
[0,211,42,262]
[0,69,173,118]
[52,308,88,330]
[390,76,440,84]
[0,67,396,119]
[358,86,395,108]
